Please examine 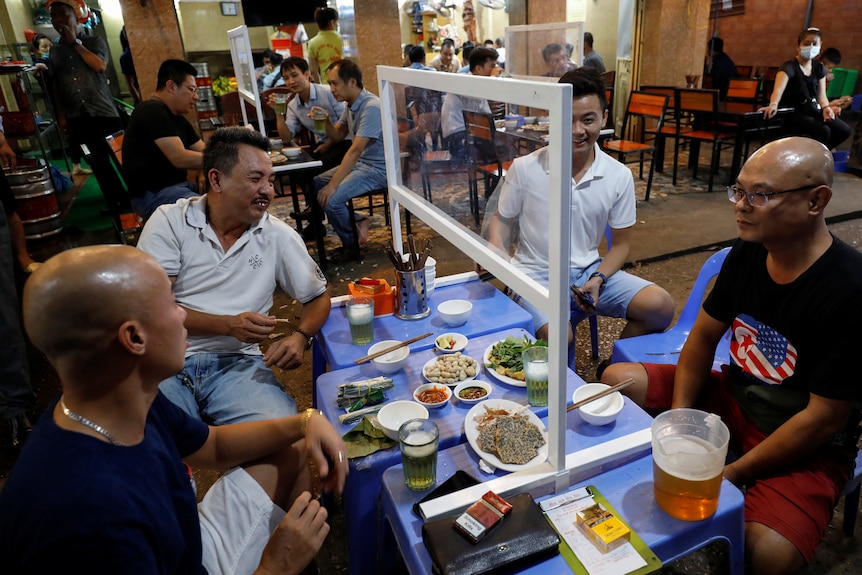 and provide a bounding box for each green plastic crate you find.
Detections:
[827,68,858,99]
